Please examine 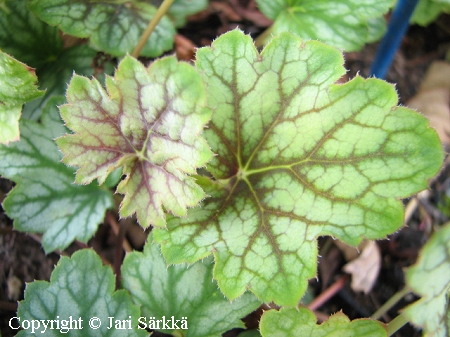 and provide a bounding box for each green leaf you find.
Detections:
[17,249,148,337]
[255,0,393,51]
[0,97,113,252]
[153,30,443,305]
[411,0,450,26]
[0,0,62,69]
[28,0,175,57]
[122,234,260,337]
[0,51,43,144]
[404,223,450,337]
[259,307,387,337]
[151,0,209,27]
[57,56,213,228]
[0,0,105,121]
[24,45,101,121]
